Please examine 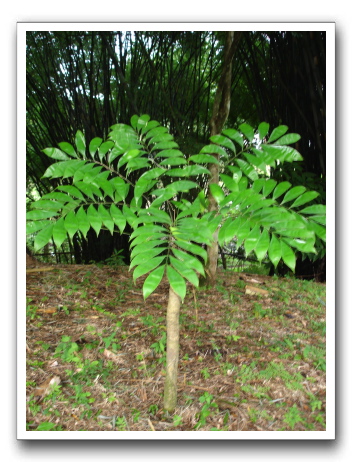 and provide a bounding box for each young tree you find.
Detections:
[26,115,325,412]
